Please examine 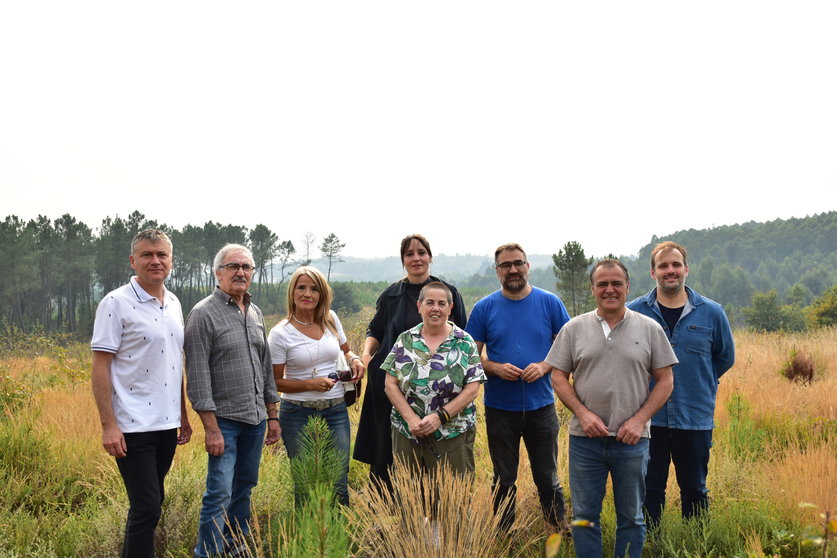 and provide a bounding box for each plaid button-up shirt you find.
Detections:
[185,287,279,425]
